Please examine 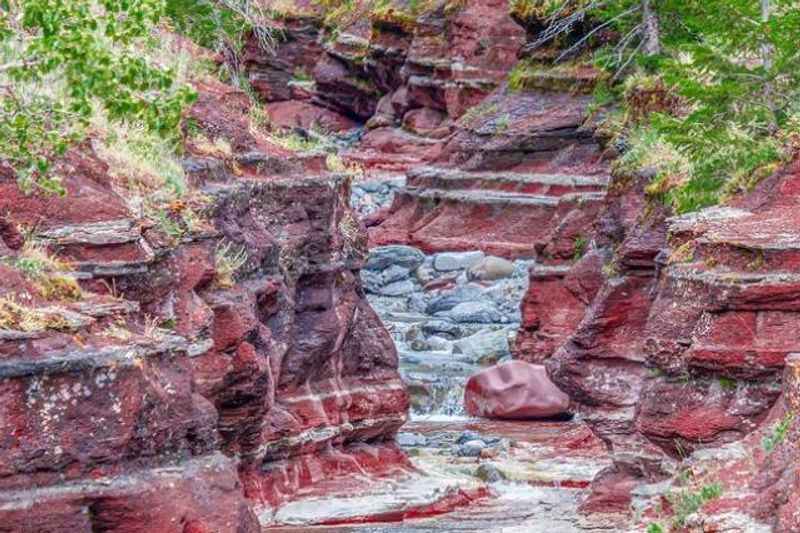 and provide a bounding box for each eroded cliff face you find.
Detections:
[233,0,800,529]
[515,150,800,529]
[2,0,798,530]
[0,62,409,530]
